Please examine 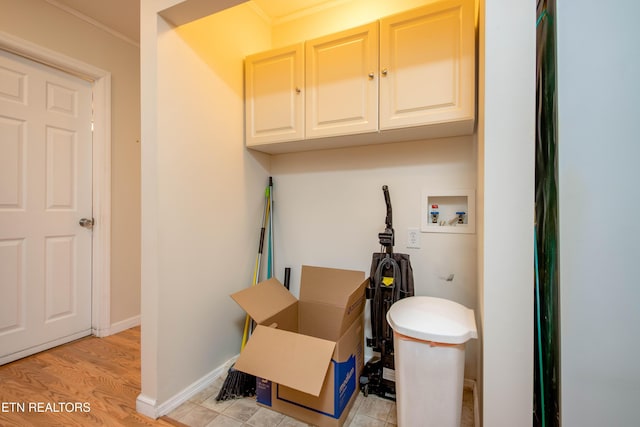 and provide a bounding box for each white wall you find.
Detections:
[140,0,480,412]
[478,0,535,425]
[139,0,539,421]
[266,0,479,380]
[271,137,478,379]
[0,0,141,327]
[139,0,269,411]
[557,1,640,425]
[270,0,436,48]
